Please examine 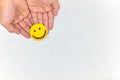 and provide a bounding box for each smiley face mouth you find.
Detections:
[32,30,46,39]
